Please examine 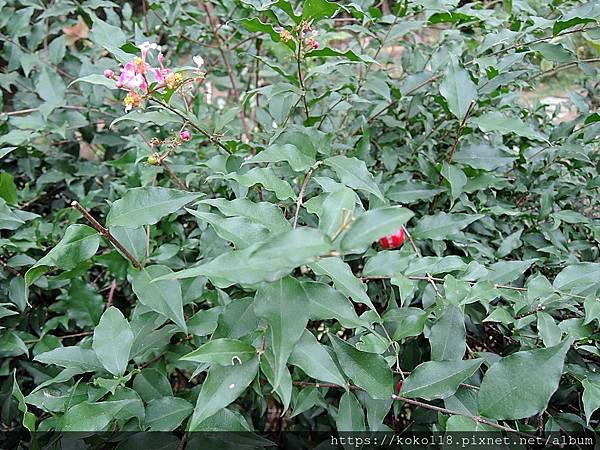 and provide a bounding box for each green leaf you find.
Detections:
[387,181,444,203]
[336,391,365,431]
[89,17,129,62]
[553,263,600,297]
[201,198,290,234]
[537,312,562,347]
[131,265,187,333]
[109,226,147,262]
[312,188,357,238]
[383,307,428,341]
[11,371,35,432]
[69,74,116,89]
[302,0,341,20]
[309,257,373,309]
[582,378,600,425]
[429,305,466,361]
[217,167,296,201]
[186,209,270,249]
[412,213,483,240]
[481,259,536,284]
[0,172,18,205]
[92,307,133,377]
[324,155,384,200]
[400,359,483,400]
[188,357,259,430]
[471,111,546,141]
[340,206,414,252]
[110,110,180,127]
[301,281,368,328]
[453,144,516,170]
[34,347,104,372]
[329,334,393,400]
[477,339,572,419]
[181,338,256,366]
[145,397,194,431]
[289,330,347,386]
[26,224,100,286]
[106,187,201,228]
[439,58,477,119]
[255,277,309,389]
[63,400,137,431]
[246,143,315,172]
